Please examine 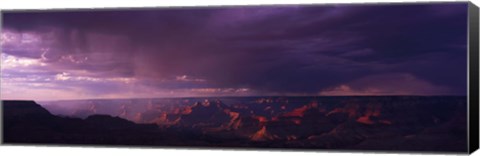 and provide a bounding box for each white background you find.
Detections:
[0,0,479,156]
